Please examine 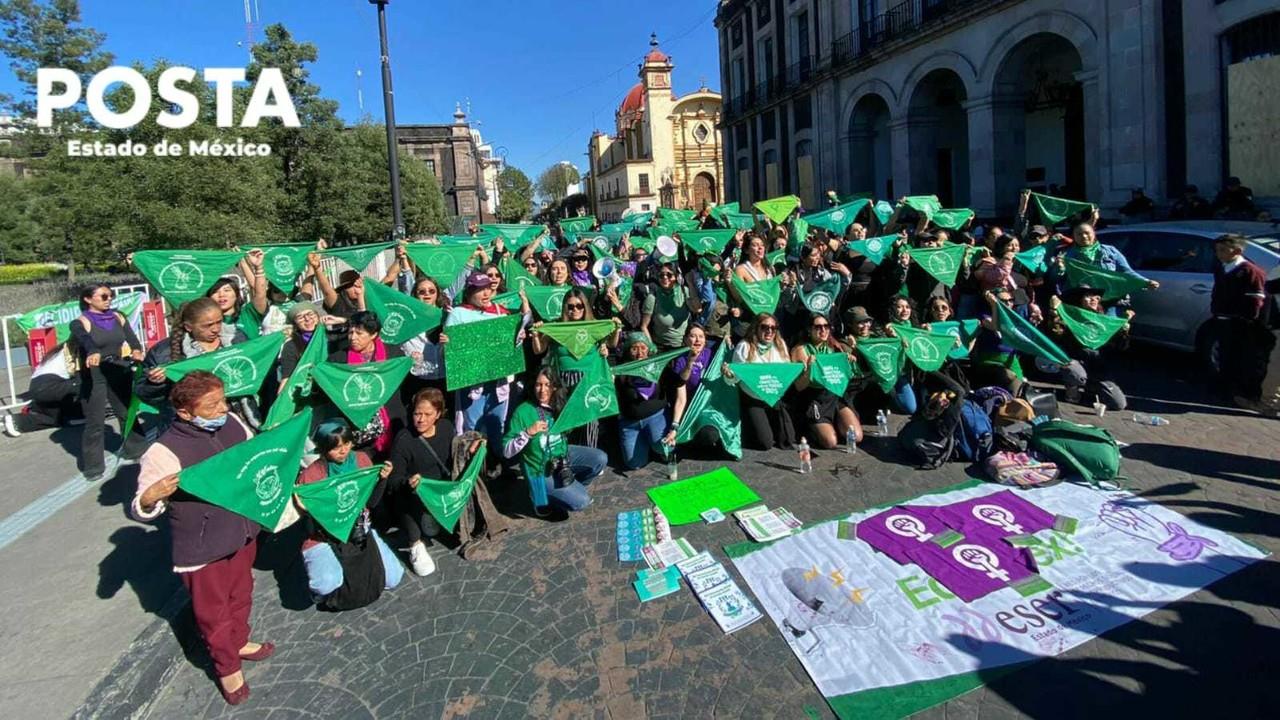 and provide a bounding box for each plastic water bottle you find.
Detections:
[876,410,890,437]
[665,441,679,481]
[798,438,812,474]
[845,427,857,454]
[1131,413,1170,427]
